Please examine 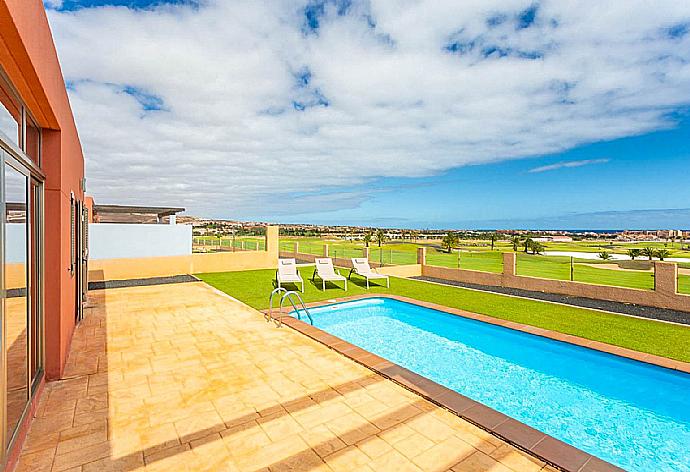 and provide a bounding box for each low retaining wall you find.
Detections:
[280,248,690,313]
[89,226,279,282]
[89,223,192,259]
[88,250,278,282]
[423,252,690,313]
